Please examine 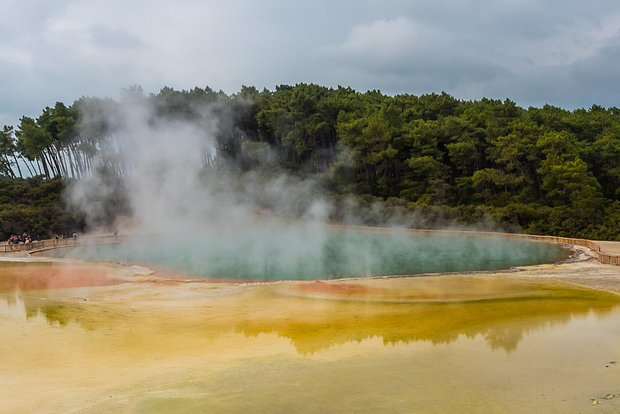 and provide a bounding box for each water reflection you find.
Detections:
[2,276,617,355]
[2,264,619,414]
[0,261,129,327]
[232,290,618,354]
[0,290,27,319]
